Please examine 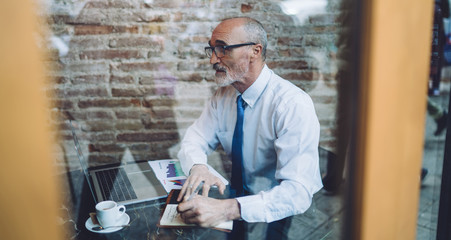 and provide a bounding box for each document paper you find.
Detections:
[159,204,233,231]
[148,159,229,193]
